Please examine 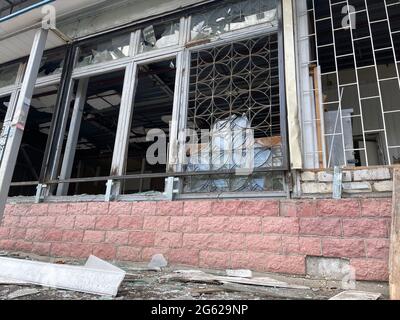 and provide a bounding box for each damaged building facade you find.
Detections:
[0,0,398,282]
